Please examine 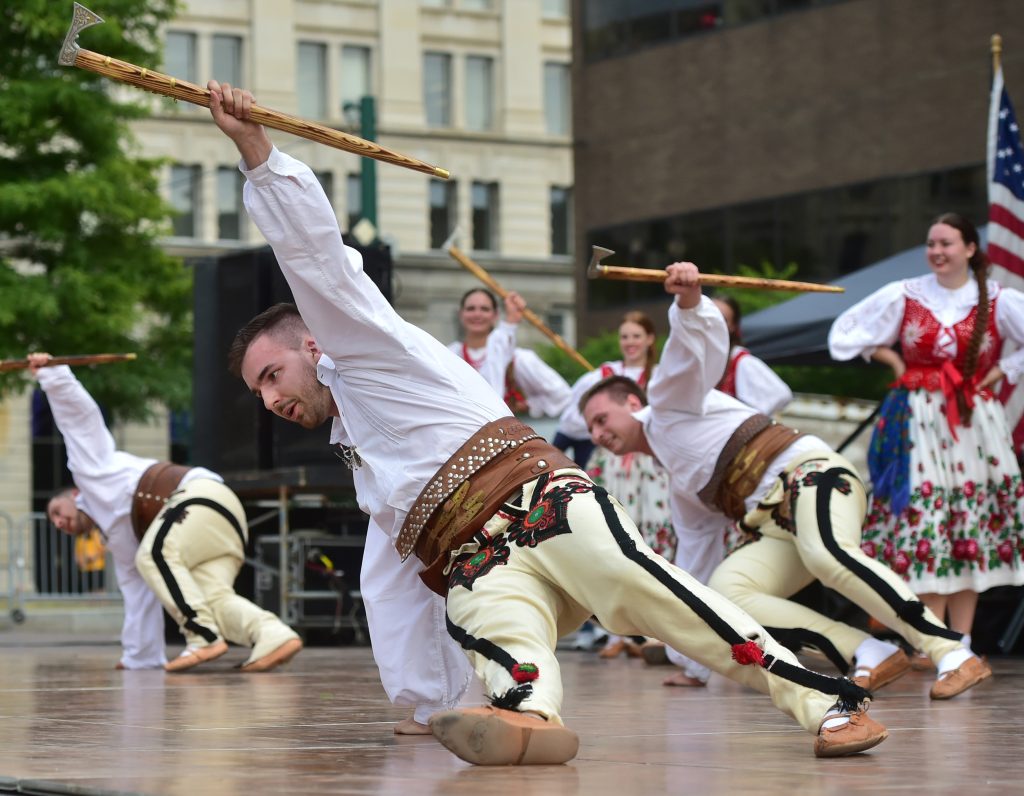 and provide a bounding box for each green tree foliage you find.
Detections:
[0,0,188,420]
